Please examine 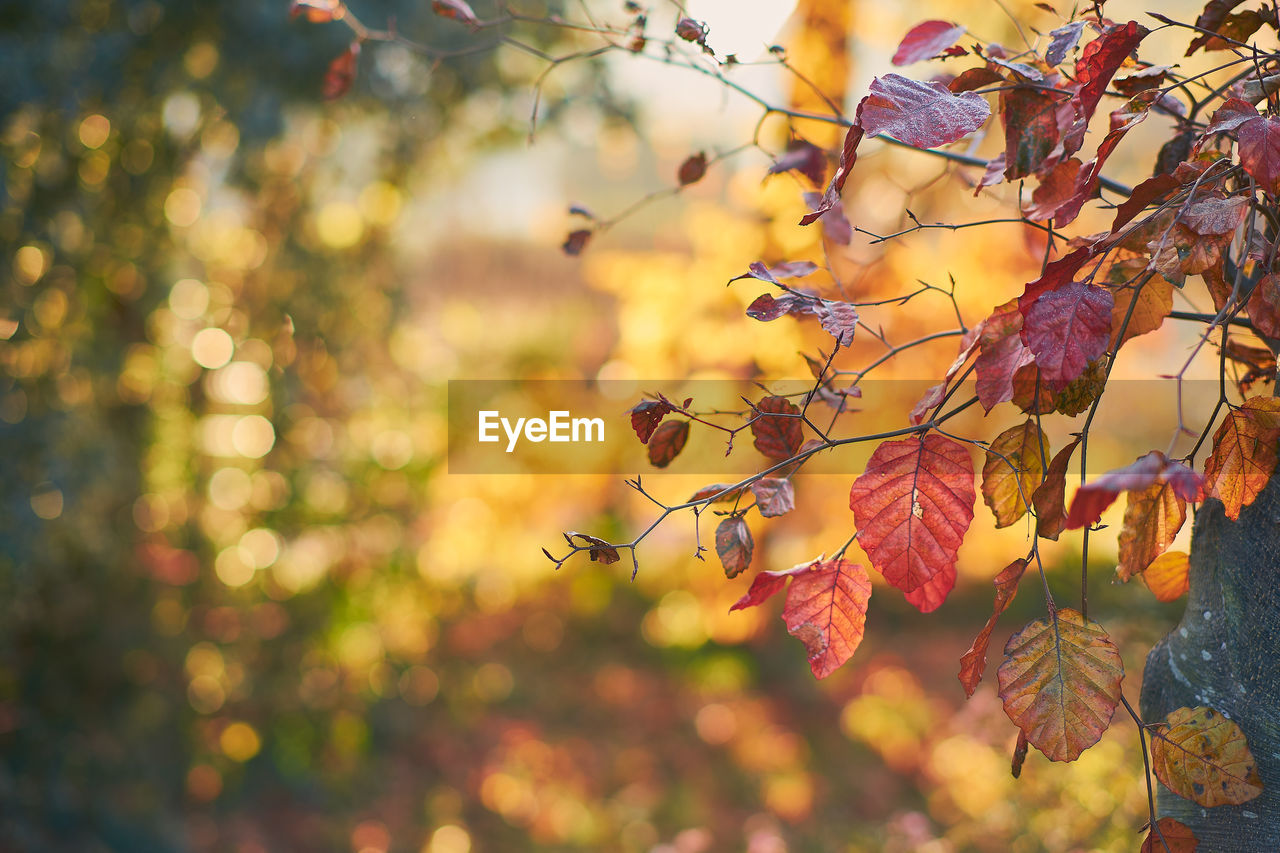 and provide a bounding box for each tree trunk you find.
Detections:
[1140,474,1280,849]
